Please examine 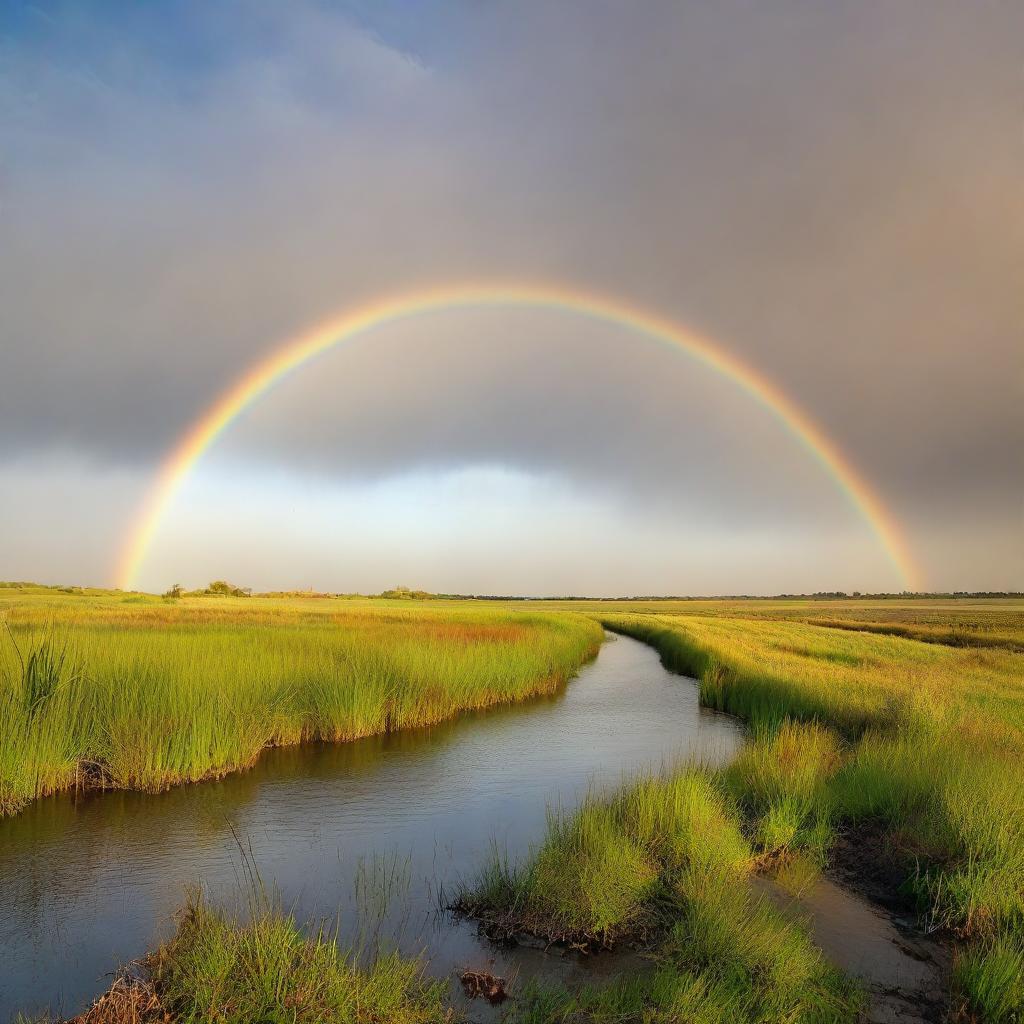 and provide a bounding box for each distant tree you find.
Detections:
[379,586,408,599]
[202,580,251,597]
[378,586,434,600]
[163,583,183,599]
